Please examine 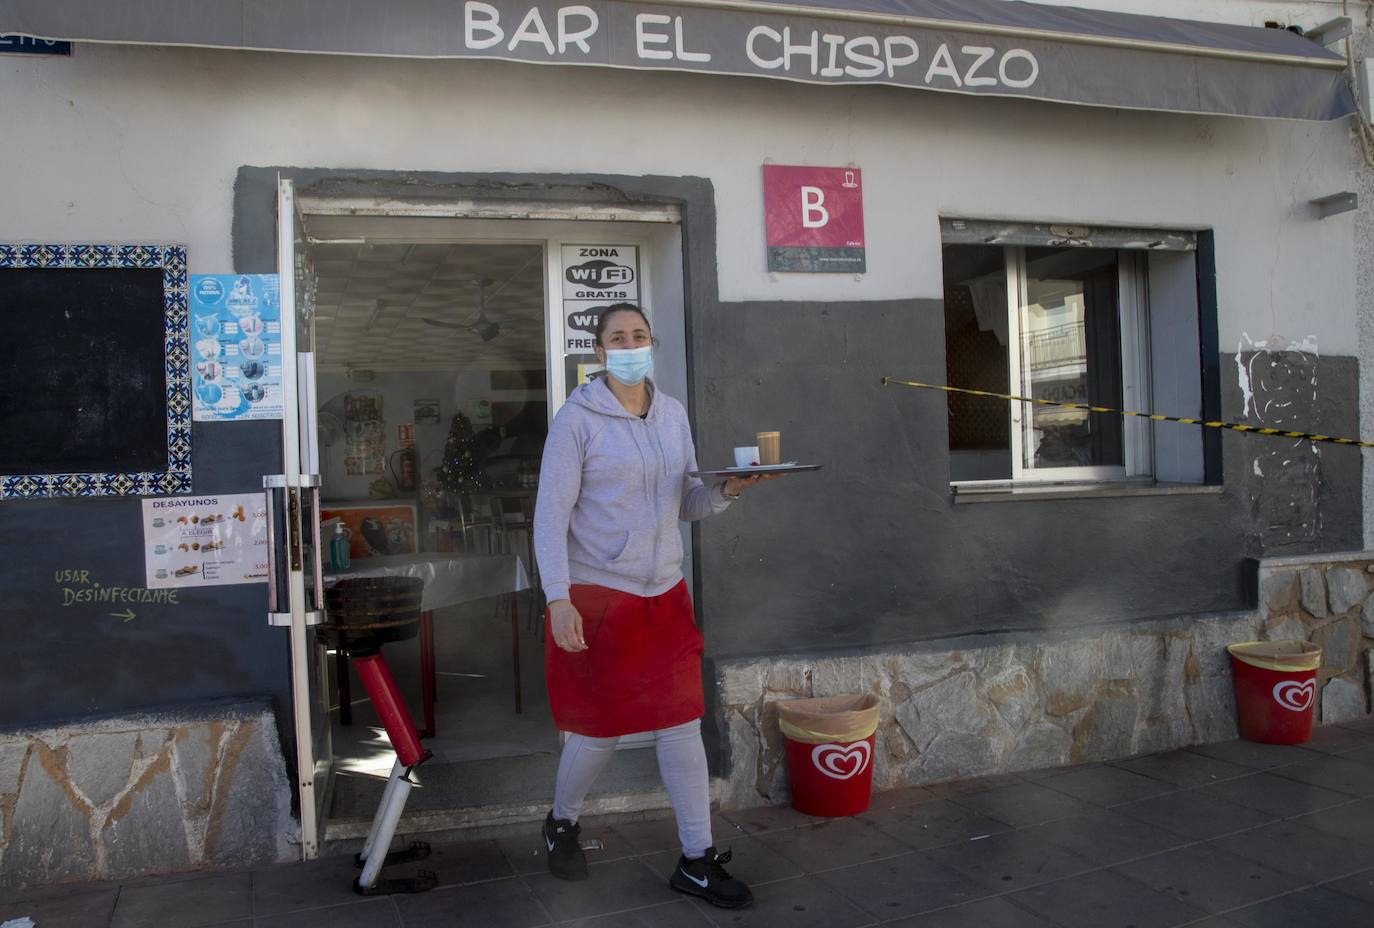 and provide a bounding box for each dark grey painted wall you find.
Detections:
[1223,352,1362,556]
[688,300,1314,659]
[0,420,289,734]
